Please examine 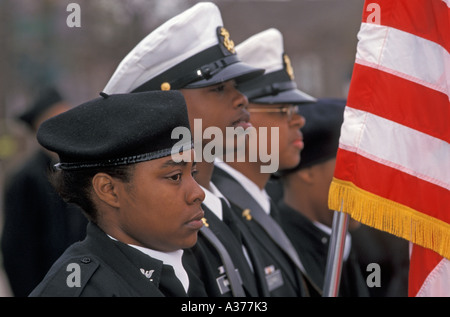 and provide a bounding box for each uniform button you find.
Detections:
[321,237,328,244]
[80,257,91,264]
